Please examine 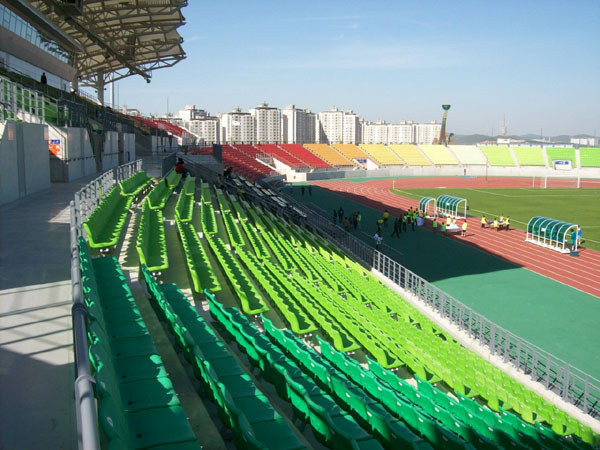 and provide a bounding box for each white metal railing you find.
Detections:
[0,75,46,123]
